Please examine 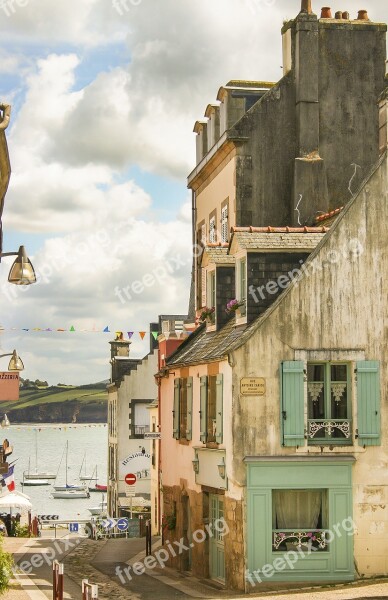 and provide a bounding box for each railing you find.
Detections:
[134,425,150,436]
[307,419,351,440]
[82,579,98,599]
[272,529,329,552]
[52,561,64,600]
